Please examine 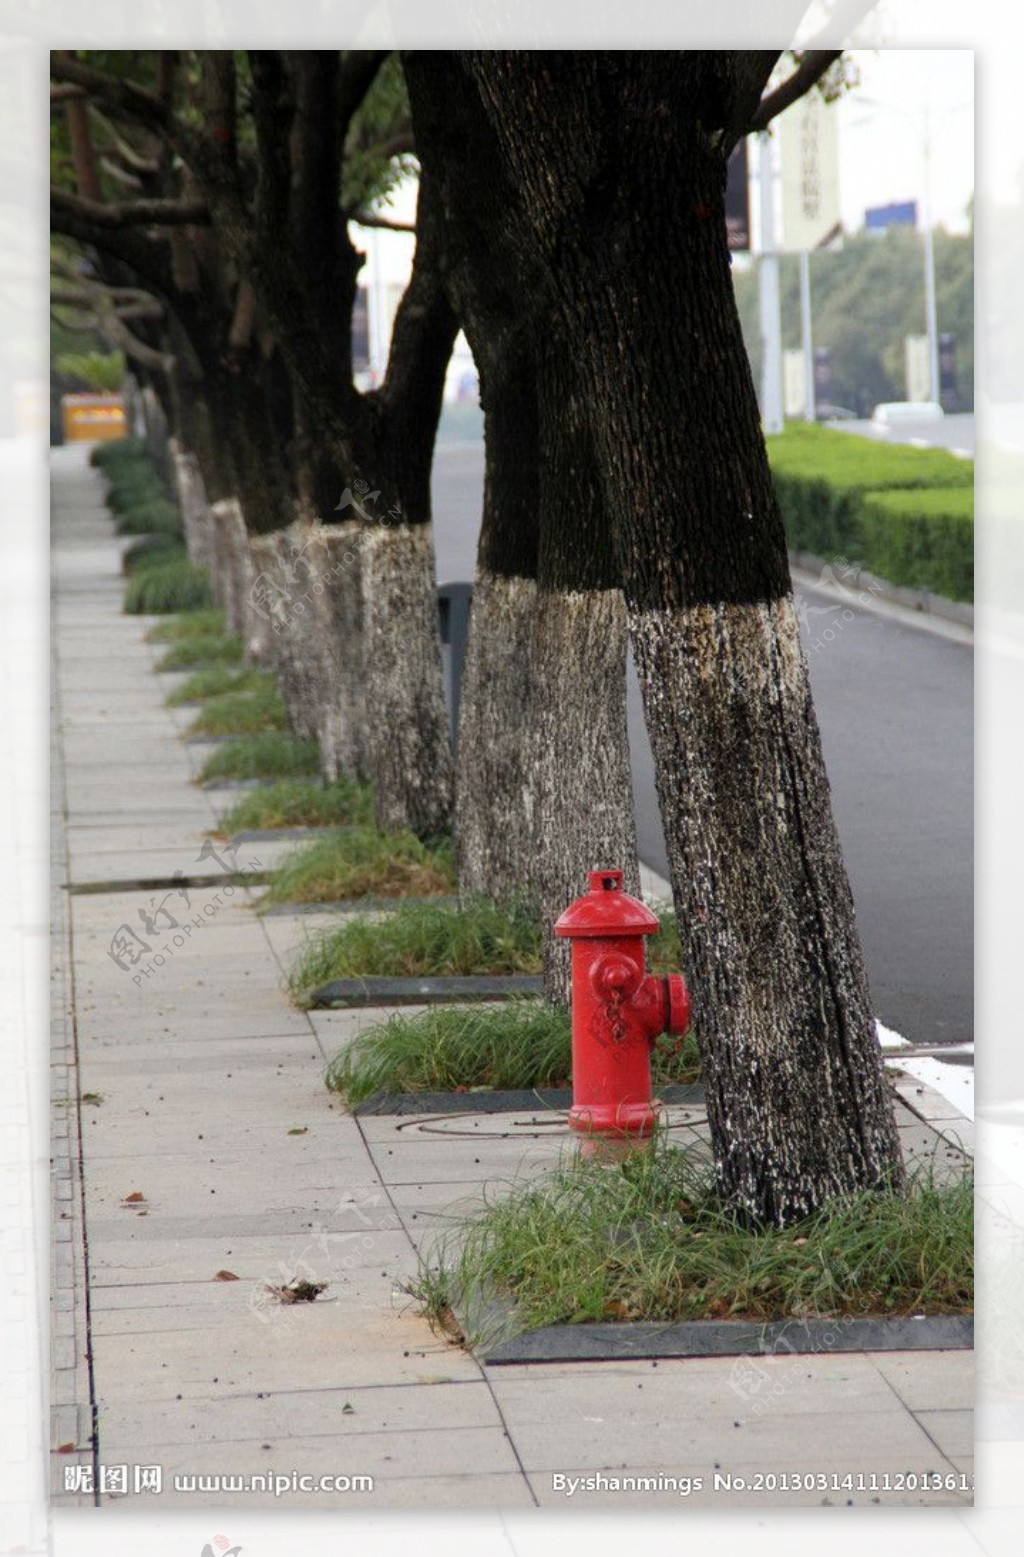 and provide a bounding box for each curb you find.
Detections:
[484,1314,974,1365]
[790,549,973,634]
